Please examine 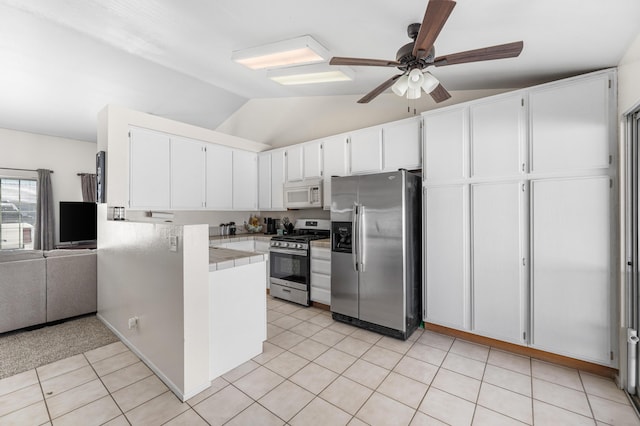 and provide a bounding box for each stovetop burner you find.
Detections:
[271,234,328,243]
[270,219,331,243]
